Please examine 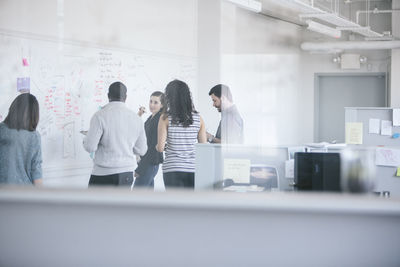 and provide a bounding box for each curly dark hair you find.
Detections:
[163,79,197,127]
